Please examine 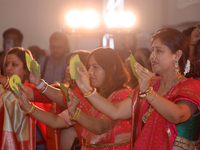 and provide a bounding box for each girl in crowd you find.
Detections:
[71,28,200,149]
[18,47,132,149]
